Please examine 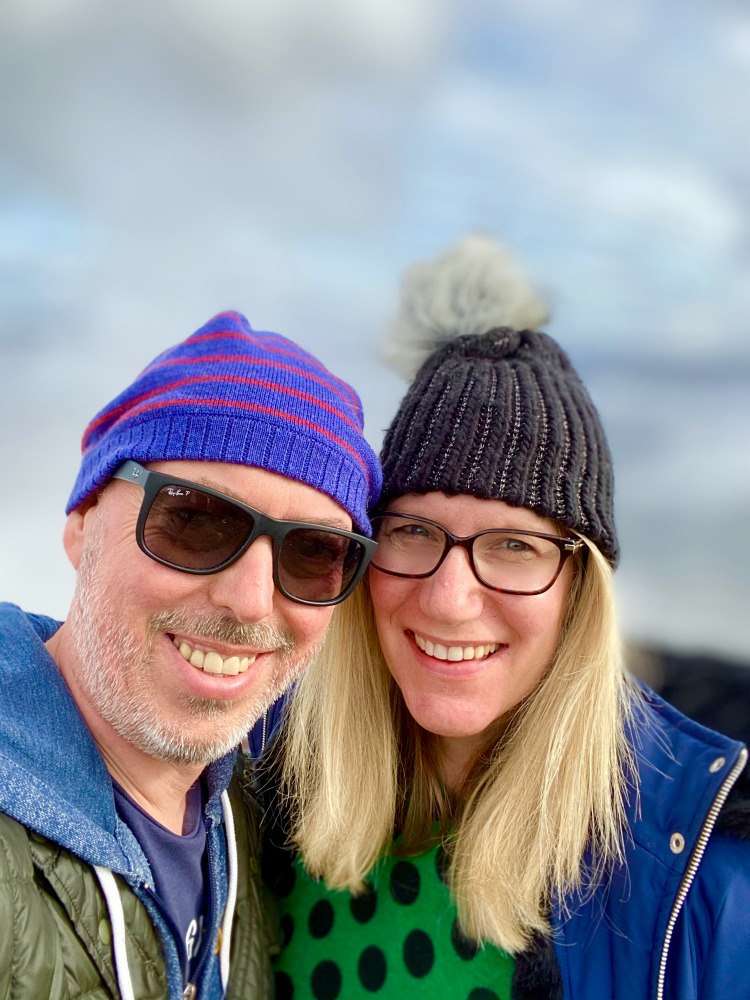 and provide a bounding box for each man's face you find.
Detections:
[62,460,347,766]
